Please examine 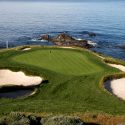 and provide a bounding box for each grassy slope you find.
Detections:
[0,47,125,116]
